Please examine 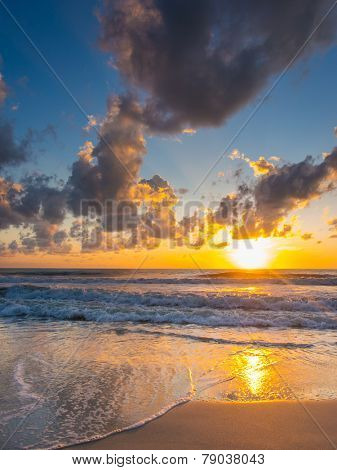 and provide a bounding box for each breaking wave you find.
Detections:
[1,284,337,330]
